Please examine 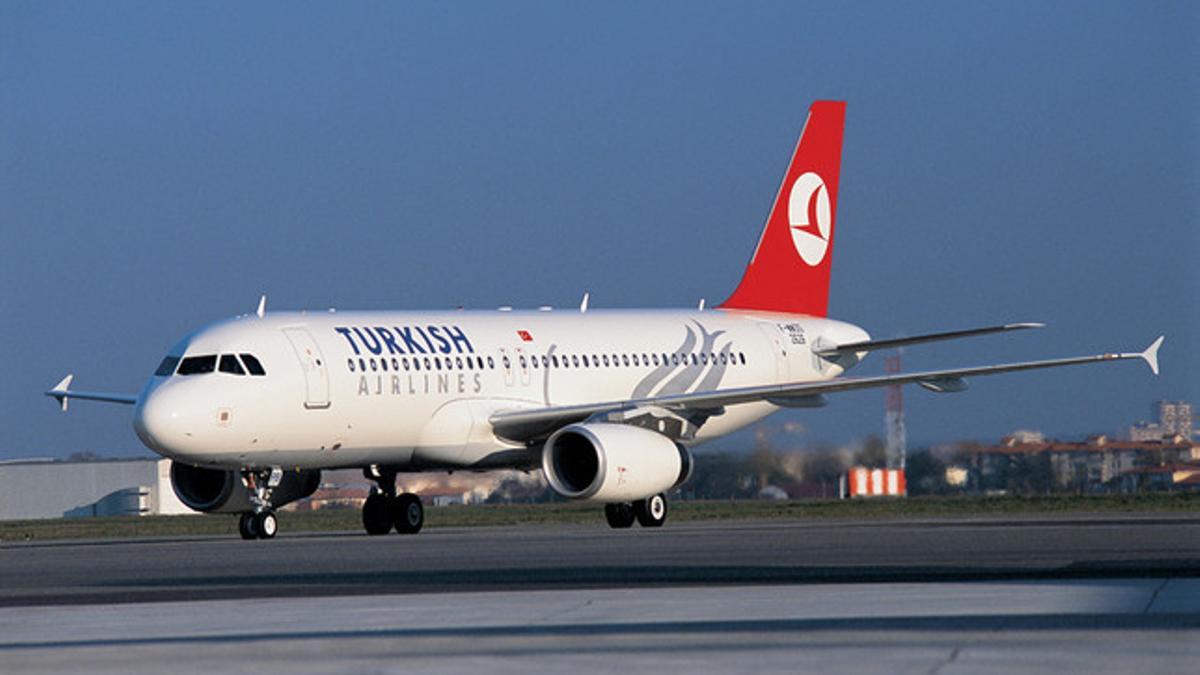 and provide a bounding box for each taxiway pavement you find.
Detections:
[3,515,1199,673]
